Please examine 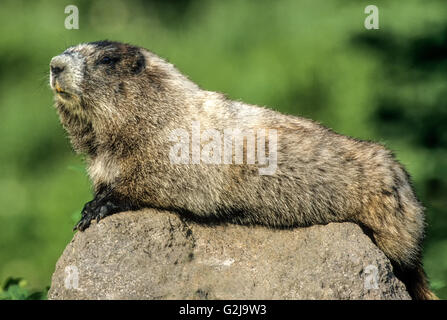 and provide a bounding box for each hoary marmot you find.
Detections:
[49,40,436,300]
